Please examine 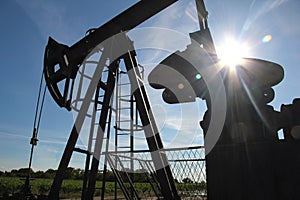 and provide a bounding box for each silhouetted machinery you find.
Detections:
[148,3,300,200]
[41,0,300,199]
